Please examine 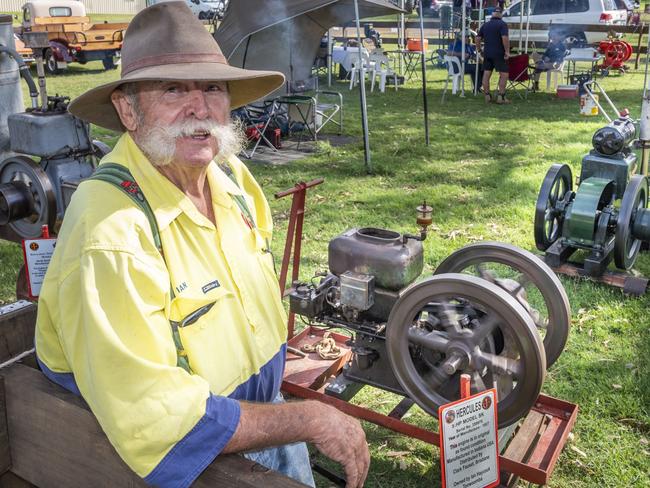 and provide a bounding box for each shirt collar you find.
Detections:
[100,134,243,231]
